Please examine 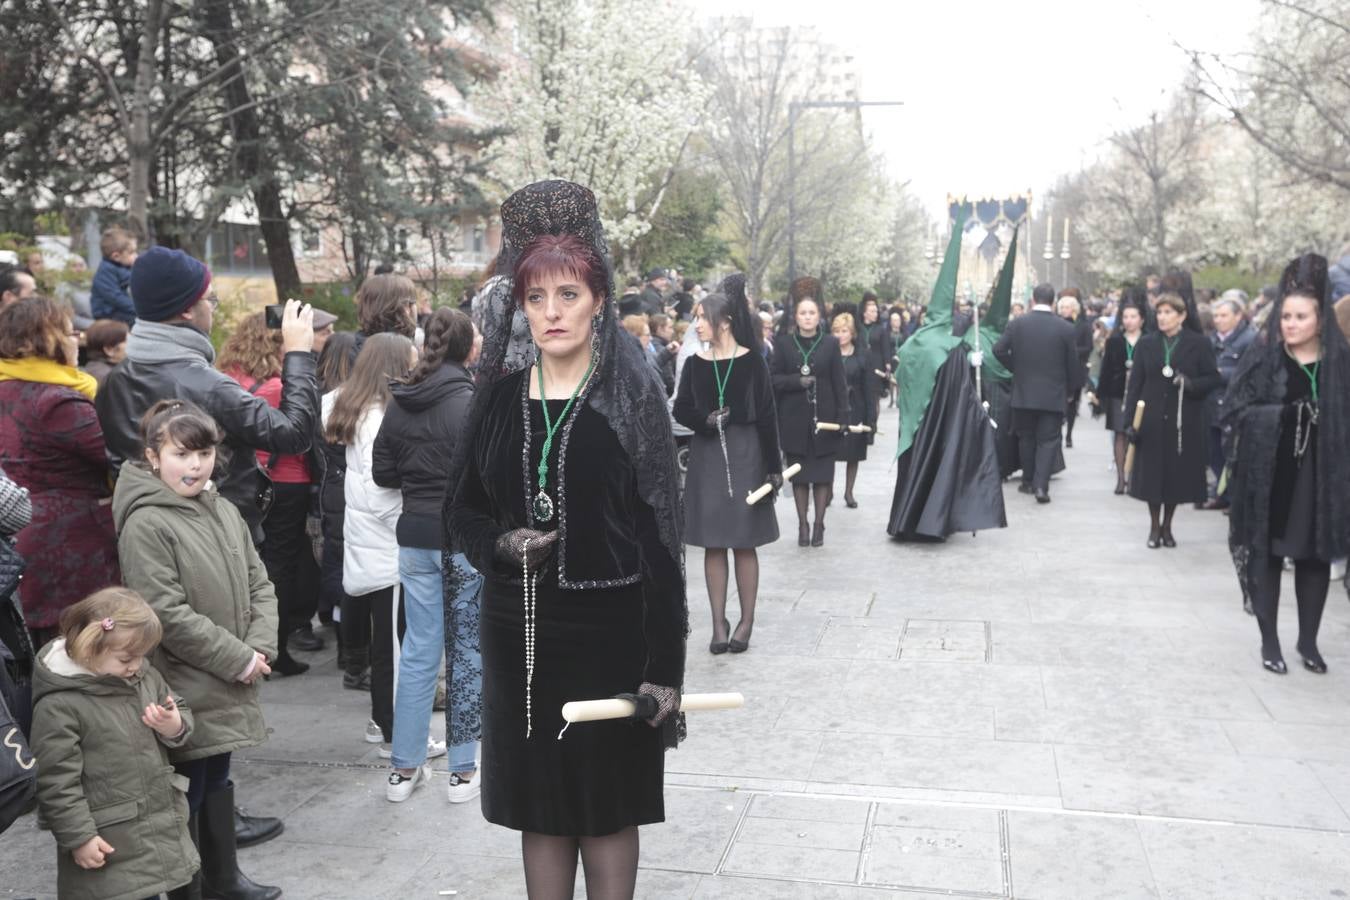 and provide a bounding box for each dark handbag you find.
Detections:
[0,638,36,836]
[246,378,281,517]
